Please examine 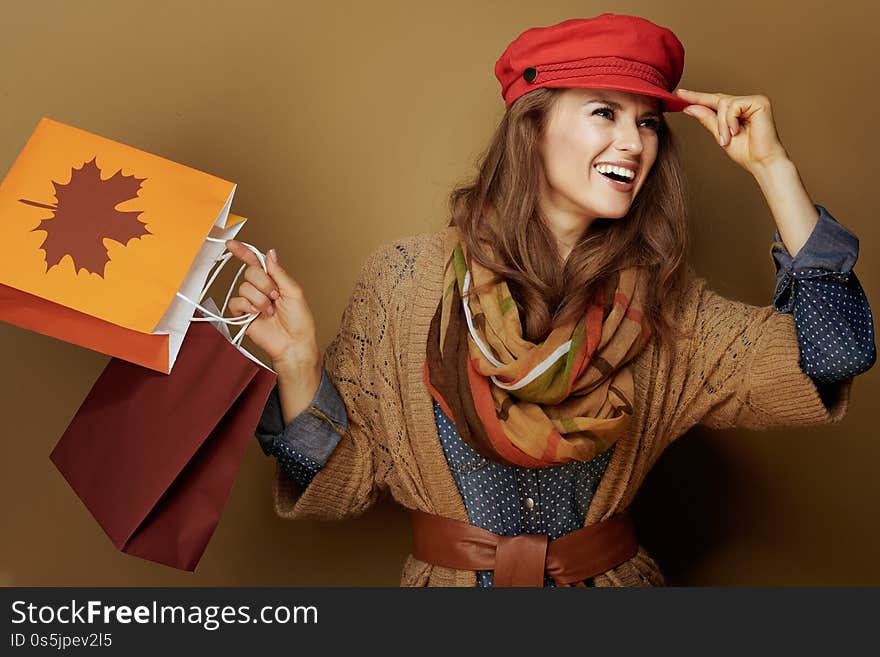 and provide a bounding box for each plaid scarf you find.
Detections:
[423,231,652,467]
